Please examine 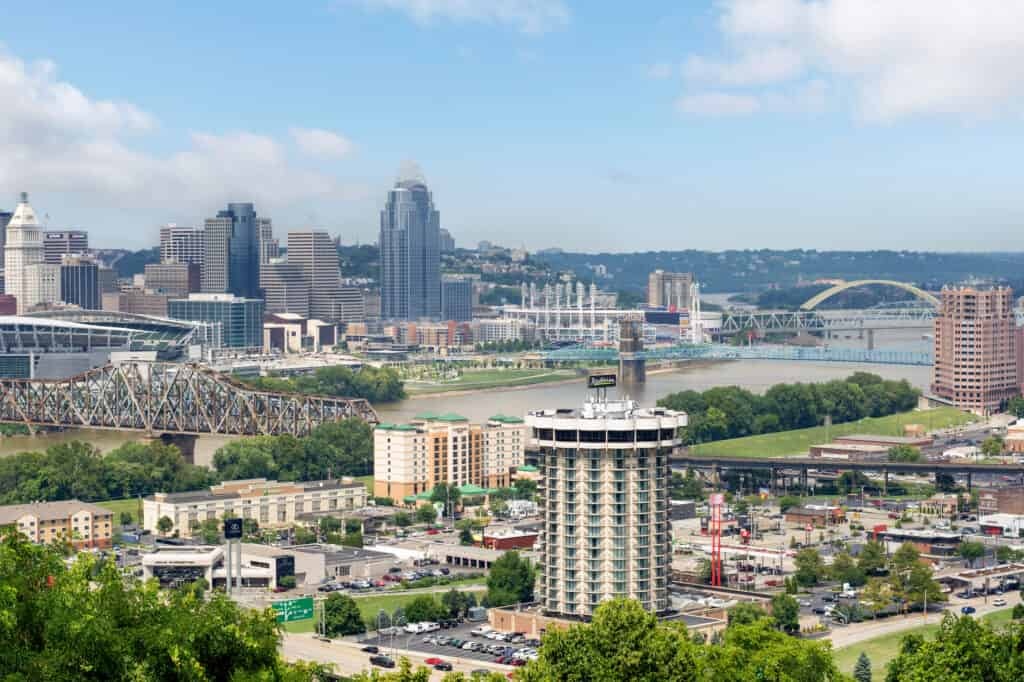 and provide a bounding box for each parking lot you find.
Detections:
[359,621,540,667]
